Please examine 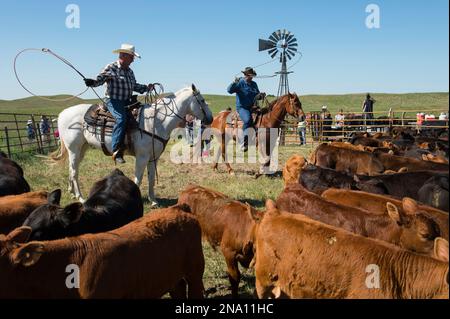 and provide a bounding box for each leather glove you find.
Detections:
[84,78,96,87]
[256,93,266,100]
